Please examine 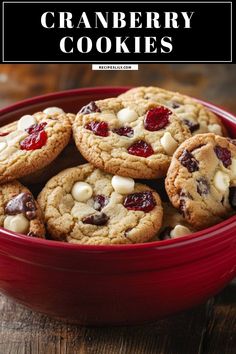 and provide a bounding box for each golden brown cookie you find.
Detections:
[0,180,45,238]
[165,134,236,229]
[119,86,227,136]
[73,97,191,179]
[37,164,163,245]
[0,110,73,184]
